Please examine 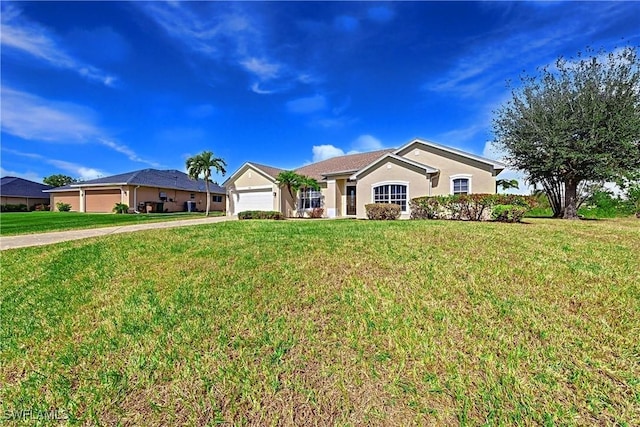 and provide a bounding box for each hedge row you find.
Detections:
[365,203,401,220]
[238,210,285,220]
[0,204,29,212]
[410,194,536,222]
